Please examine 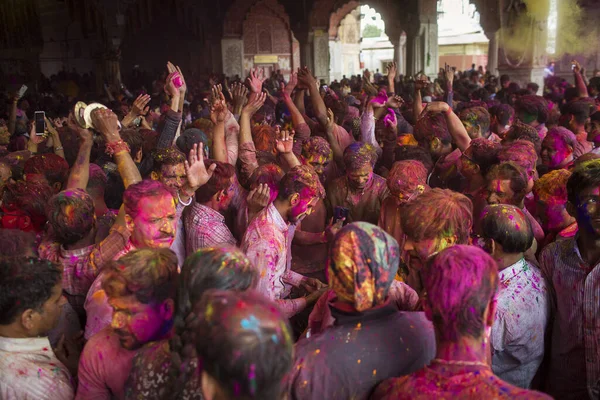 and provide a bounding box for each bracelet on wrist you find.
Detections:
[177,191,193,206]
[104,140,130,156]
[54,146,64,151]
[445,107,453,116]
